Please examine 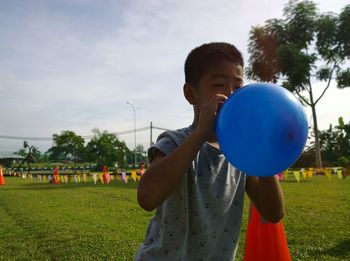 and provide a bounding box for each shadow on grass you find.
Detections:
[312,239,350,258]
[0,182,139,191]
[281,179,312,183]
